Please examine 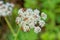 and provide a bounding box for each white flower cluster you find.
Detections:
[16,8,47,33]
[0,1,14,16]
